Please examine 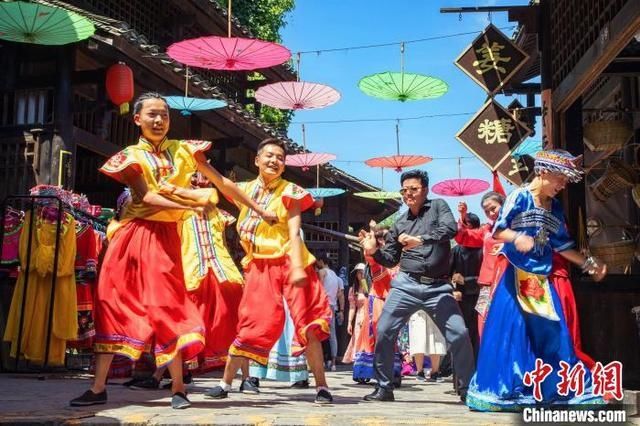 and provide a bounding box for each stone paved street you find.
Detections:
[1,368,638,425]
[0,368,521,425]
